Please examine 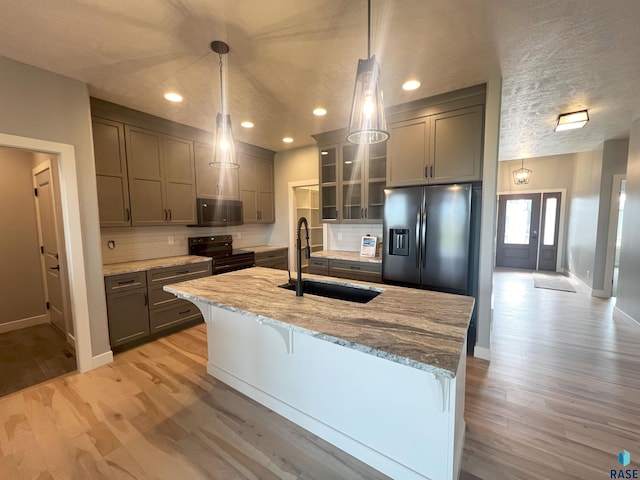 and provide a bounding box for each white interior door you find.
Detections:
[33,162,66,337]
